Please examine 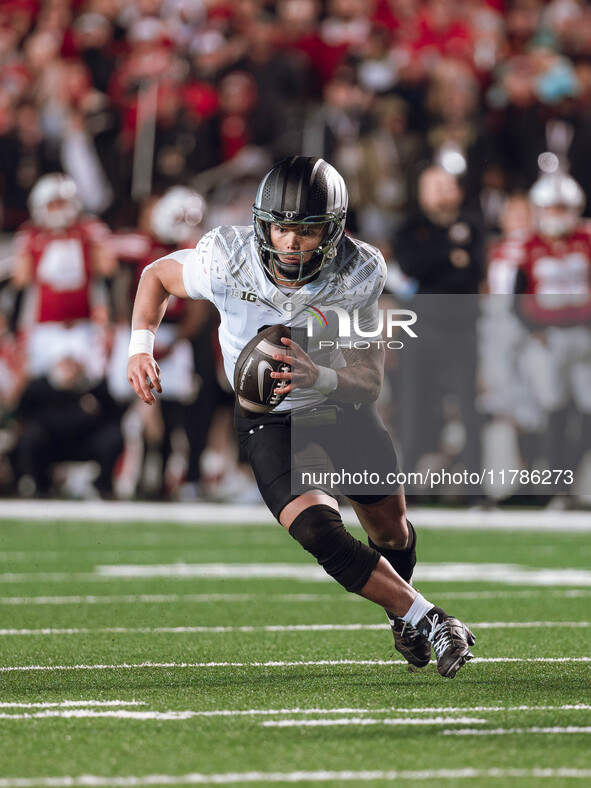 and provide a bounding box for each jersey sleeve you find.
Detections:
[181,231,216,301]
